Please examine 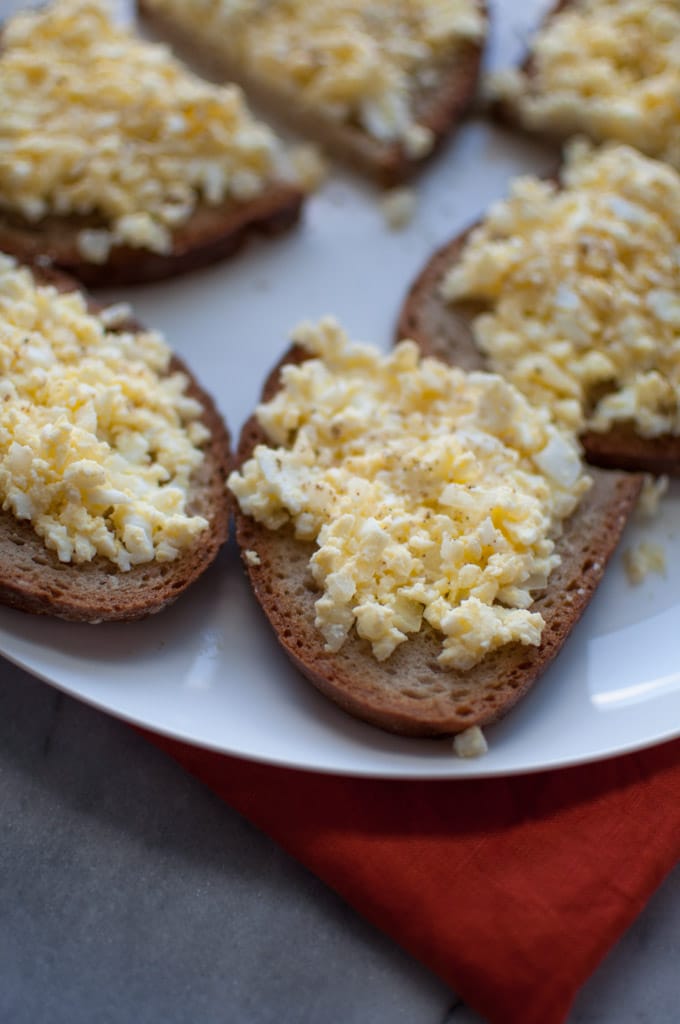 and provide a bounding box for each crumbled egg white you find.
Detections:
[0,0,283,261]
[636,475,669,521]
[488,0,680,169]
[228,319,590,671]
[0,254,210,570]
[442,142,680,438]
[381,187,417,230]
[624,541,666,585]
[244,548,261,566]
[453,725,488,758]
[143,0,486,154]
